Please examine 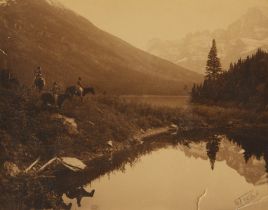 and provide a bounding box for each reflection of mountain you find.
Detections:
[147,7,268,74]
[178,136,267,185]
